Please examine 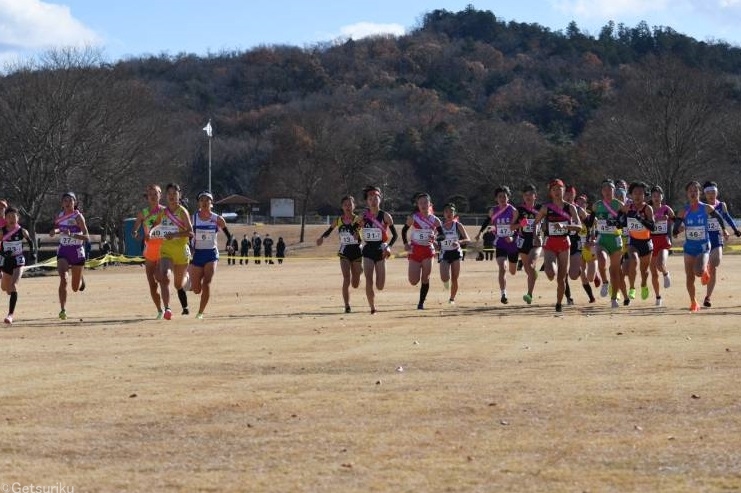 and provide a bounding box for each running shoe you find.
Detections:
[523,293,533,305]
[600,282,609,298]
[443,281,450,290]
[156,310,164,320]
[641,286,649,300]
[370,308,377,315]
[690,302,701,313]
[4,314,12,325]
[196,313,204,320]
[182,307,189,315]
[417,303,424,310]
[555,303,562,312]
[703,297,712,308]
[611,299,619,308]
[79,277,86,292]
[628,288,636,300]
[163,308,172,320]
[663,272,671,289]
[59,309,67,320]
[566,298,574,306]
[344,306,351,313]
[623,299,630,306]
[655,297,663,307]
[589,296,596,303]
[701,269,710,286]
[448,299,455,305]
[500,295,508,305]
